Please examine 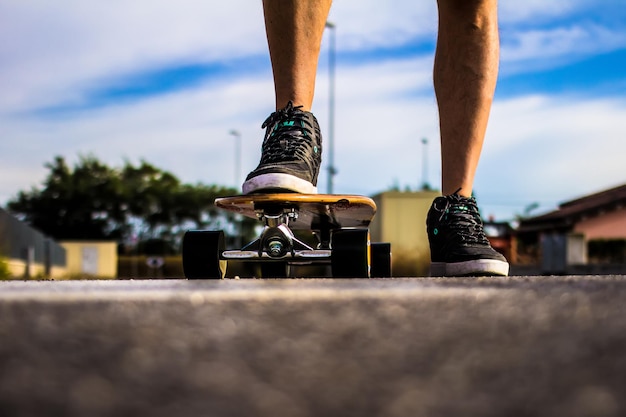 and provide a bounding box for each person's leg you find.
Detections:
[427,0,508,276]
[263,0,332,111]
[243,0,331,194]
[434,0,499,197]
